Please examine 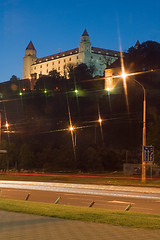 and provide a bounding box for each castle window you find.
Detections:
[99,57,101,60]
[69,58,71,61]
[40,65,42,68]
[58,67,60,70]
[34,67,36,70]
[58,61,60,64]
[77,56,79,59]
[40,71,42,74]
[46,69,48,73]
[46,64,48,67]
[91,56,93,59]
[64,59,66,62]
[52,62,54,65]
